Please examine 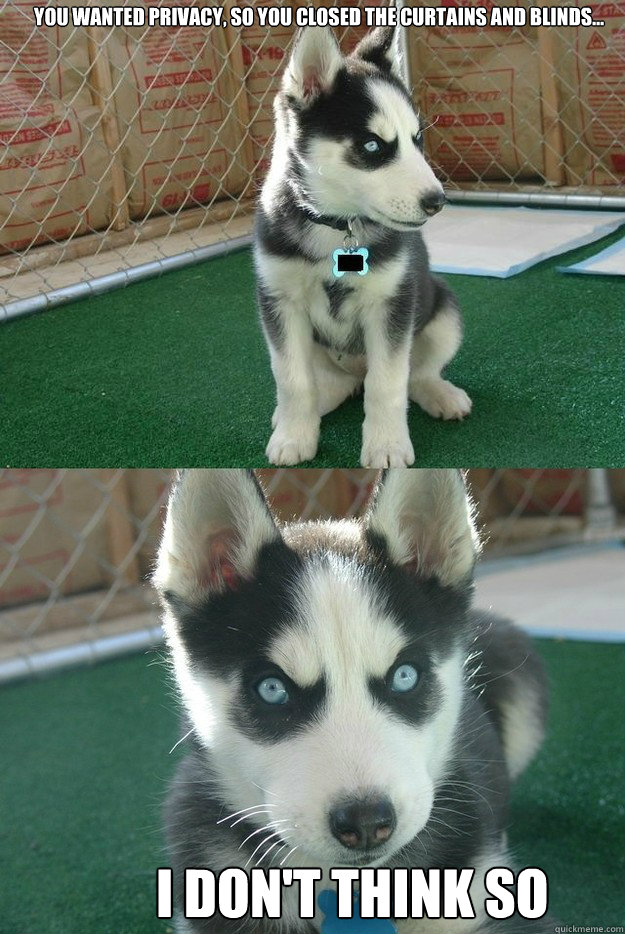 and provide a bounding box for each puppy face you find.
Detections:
[155,470,479,867]
[278,27,445,229]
